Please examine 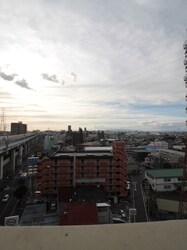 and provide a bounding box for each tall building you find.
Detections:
[97,130,105,141]
[72,127,83,146]
[37,141,128,200]
[10,121,27,135]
